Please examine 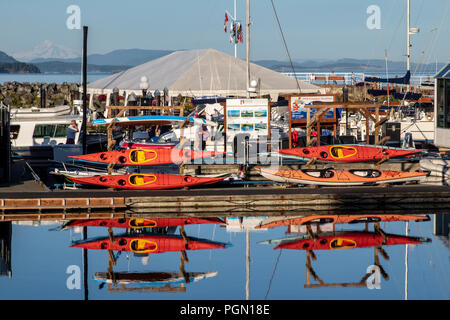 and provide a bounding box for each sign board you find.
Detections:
[289,95,336,120]
[225,99,269,139]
